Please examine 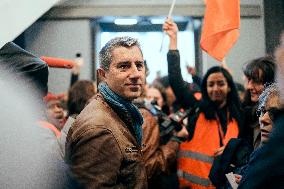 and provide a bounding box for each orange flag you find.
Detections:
[200,0,240,62]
